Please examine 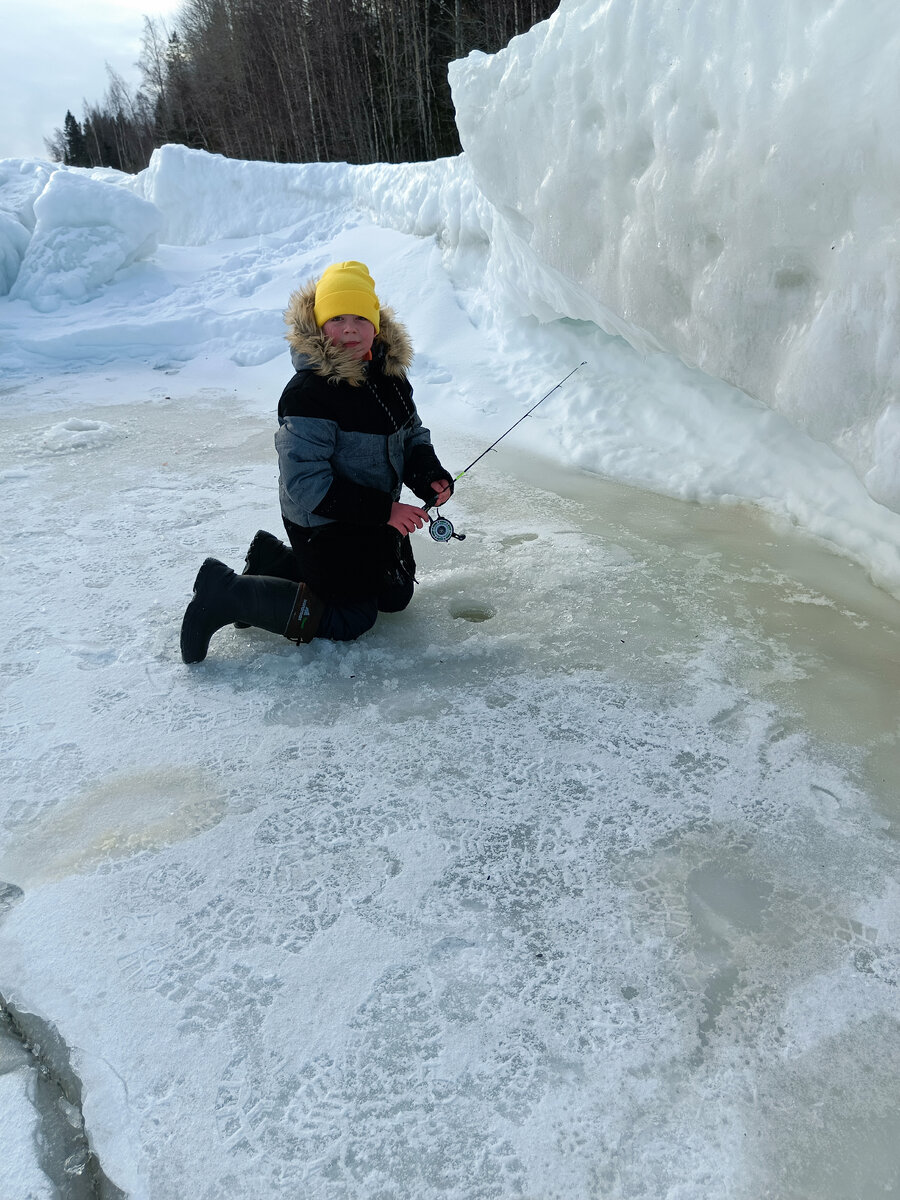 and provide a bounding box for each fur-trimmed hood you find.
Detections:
[284,278,413,386]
